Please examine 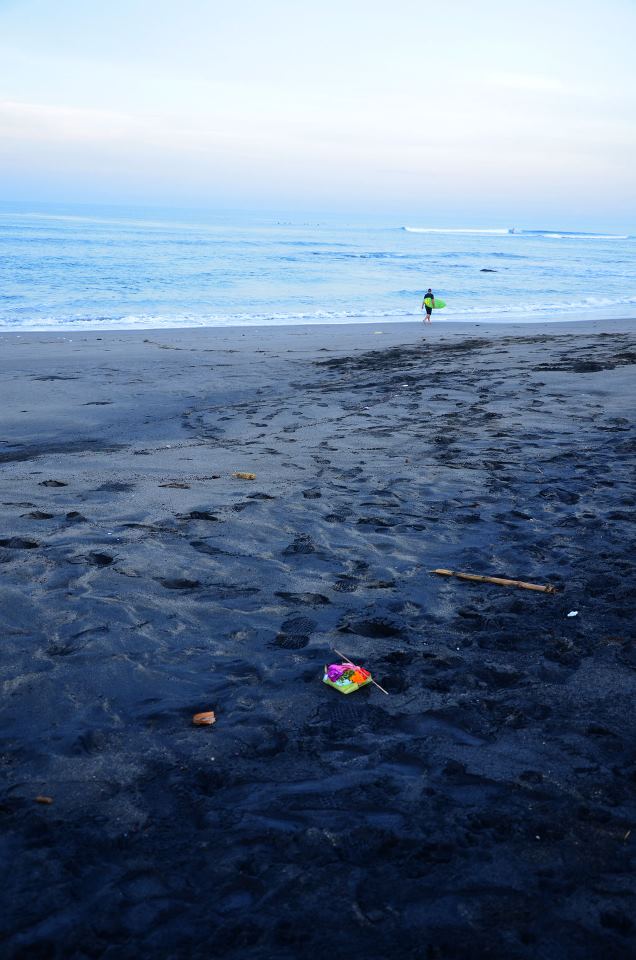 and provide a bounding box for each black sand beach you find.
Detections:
[1,318,635,959]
